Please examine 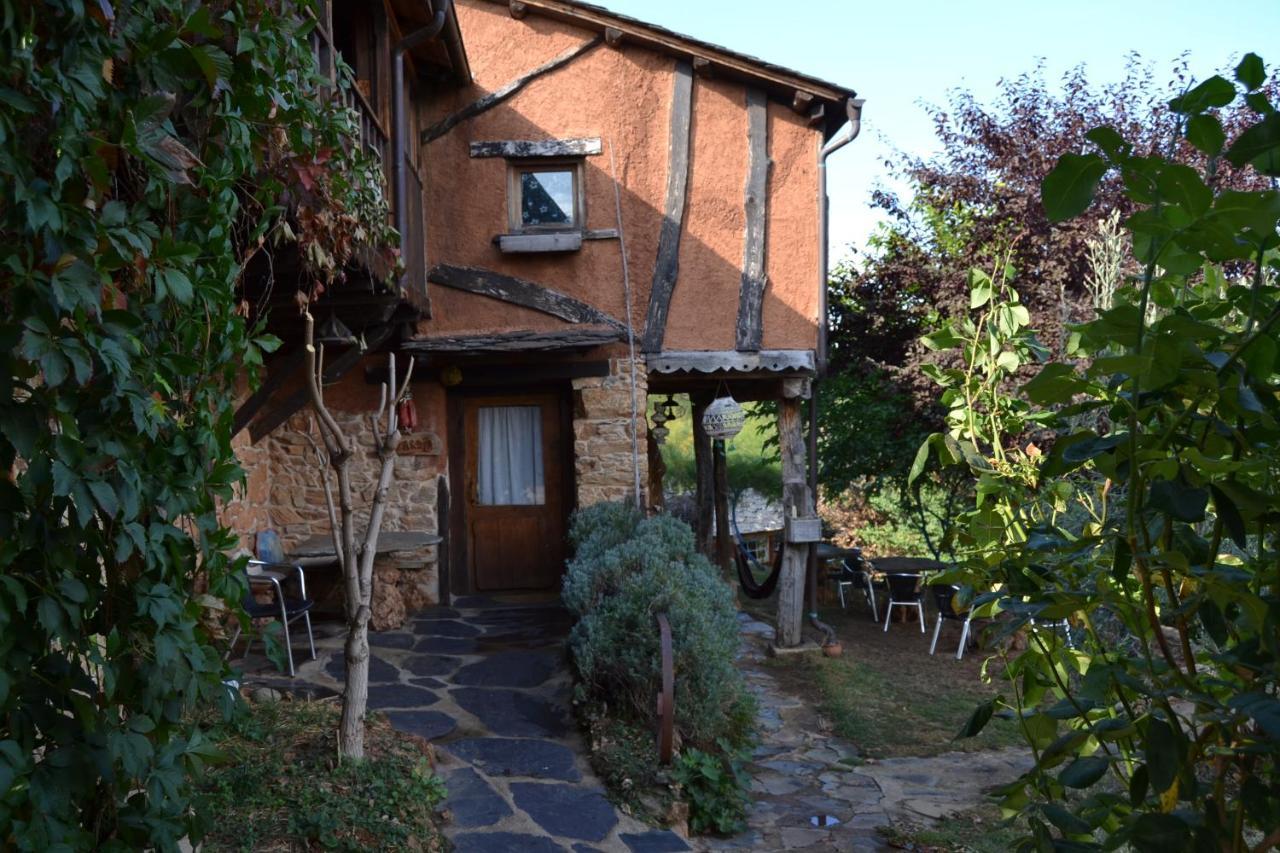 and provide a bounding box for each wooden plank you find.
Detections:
[365,360,611,386]
[776,397,811,647]
[247,324,393,443]
[496,233,584,253]
[583,228,620,240]
[641,59,694,353]
[402,326,622,354]
[736,87,770,352]
[421,37,603,144]
[470,138,602,158]
[232,345,306,436]
[427,263,620,327]
[648,349,815,375]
